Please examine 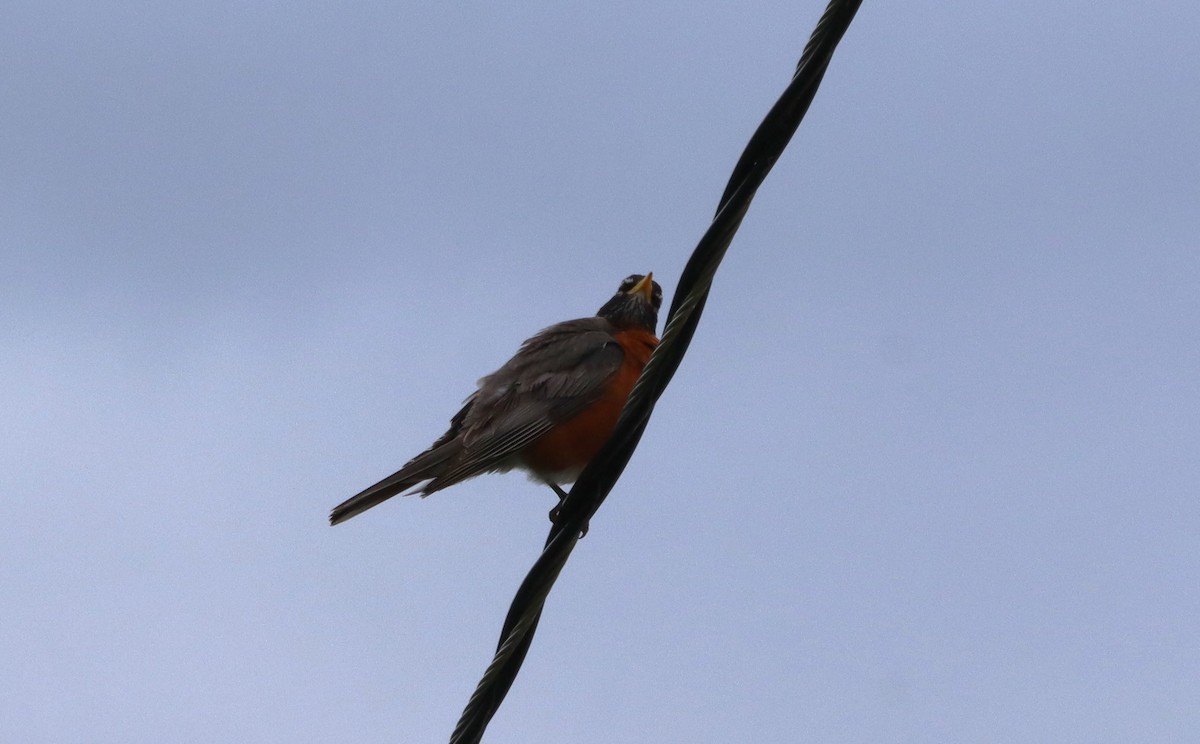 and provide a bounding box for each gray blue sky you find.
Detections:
[3,2,1198,742]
